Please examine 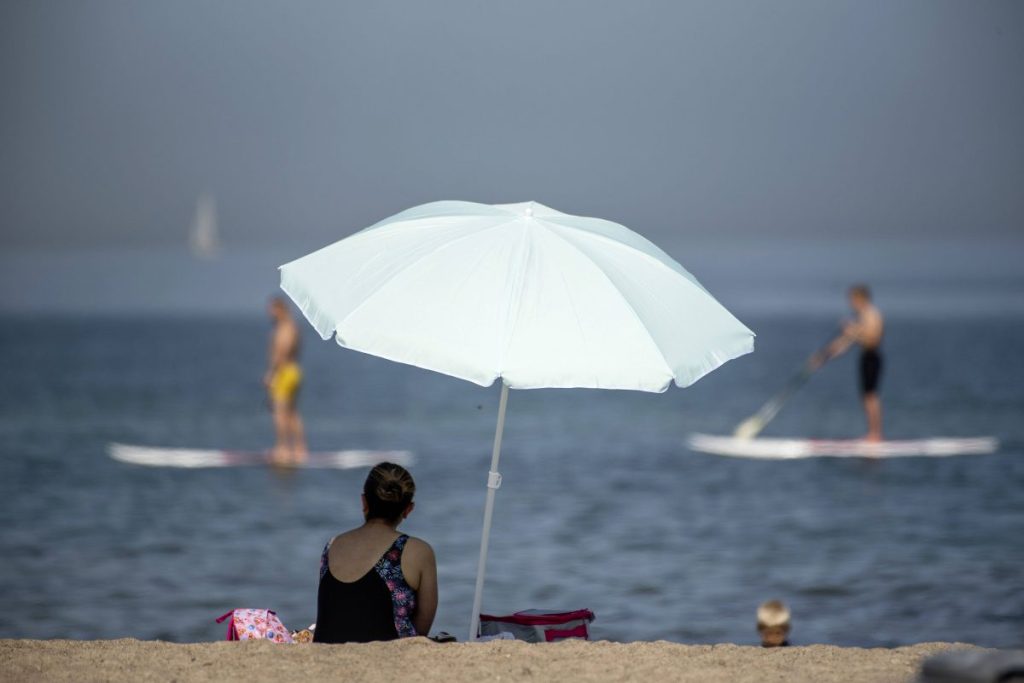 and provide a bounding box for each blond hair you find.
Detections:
[757,600,791,629]
[849,284,871,301]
